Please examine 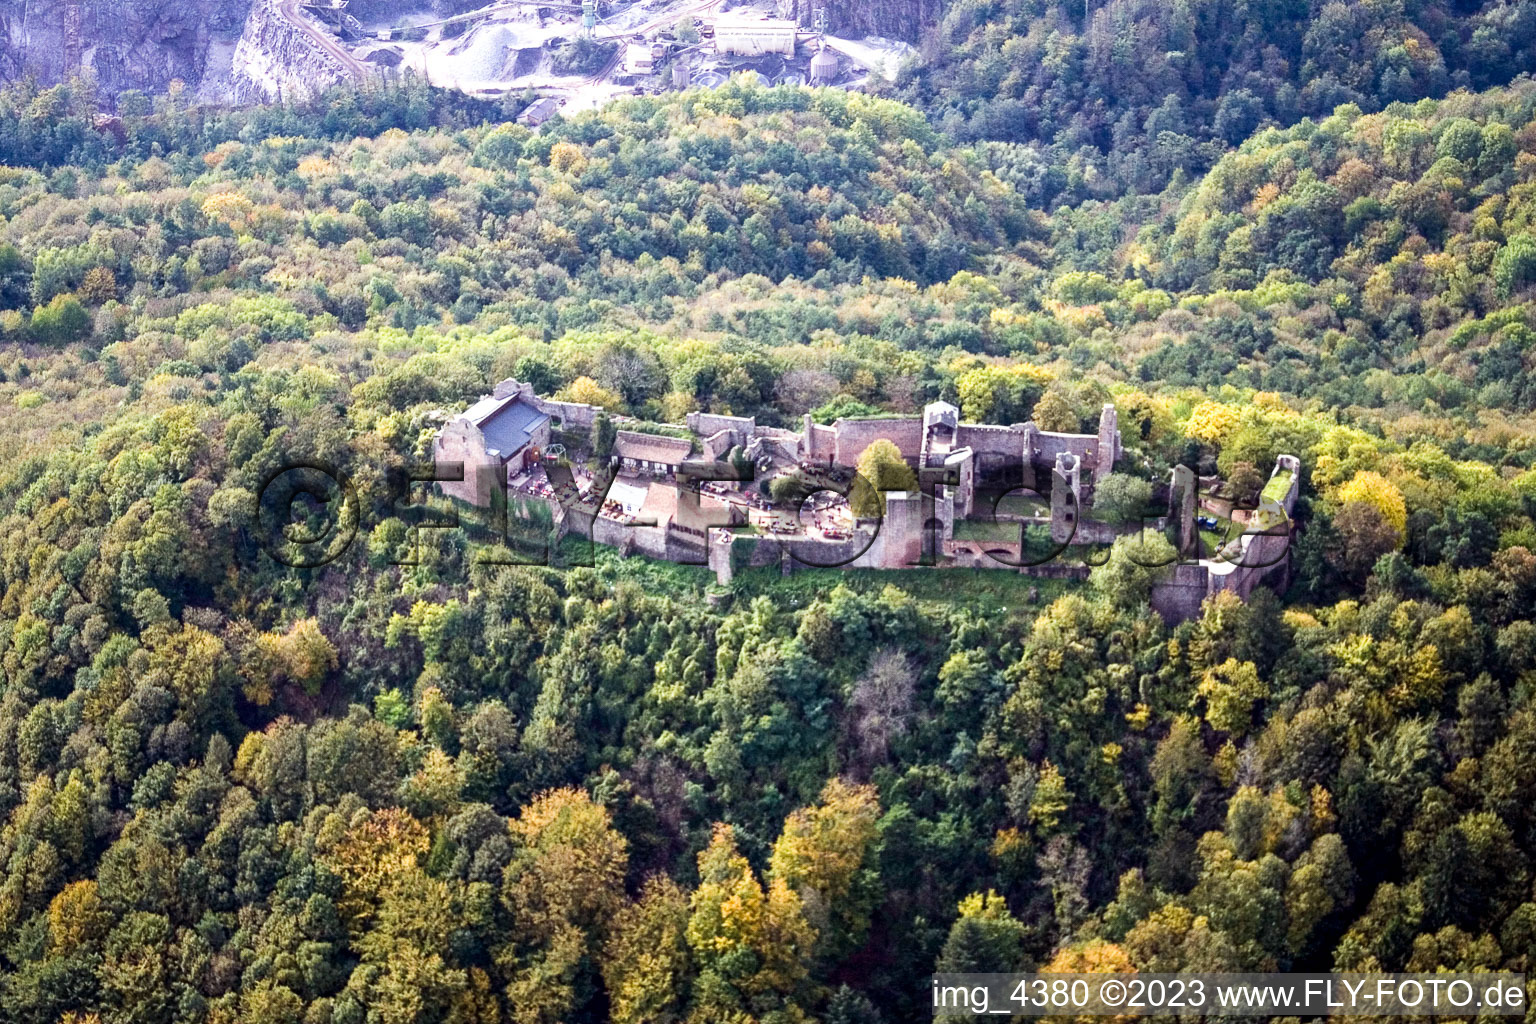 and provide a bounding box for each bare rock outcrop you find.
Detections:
[0,0,251,101]
[229,0,352,104]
